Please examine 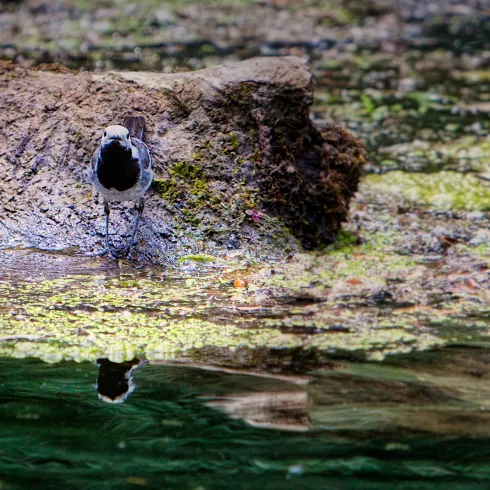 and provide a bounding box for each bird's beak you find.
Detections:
[104,134,130,149]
